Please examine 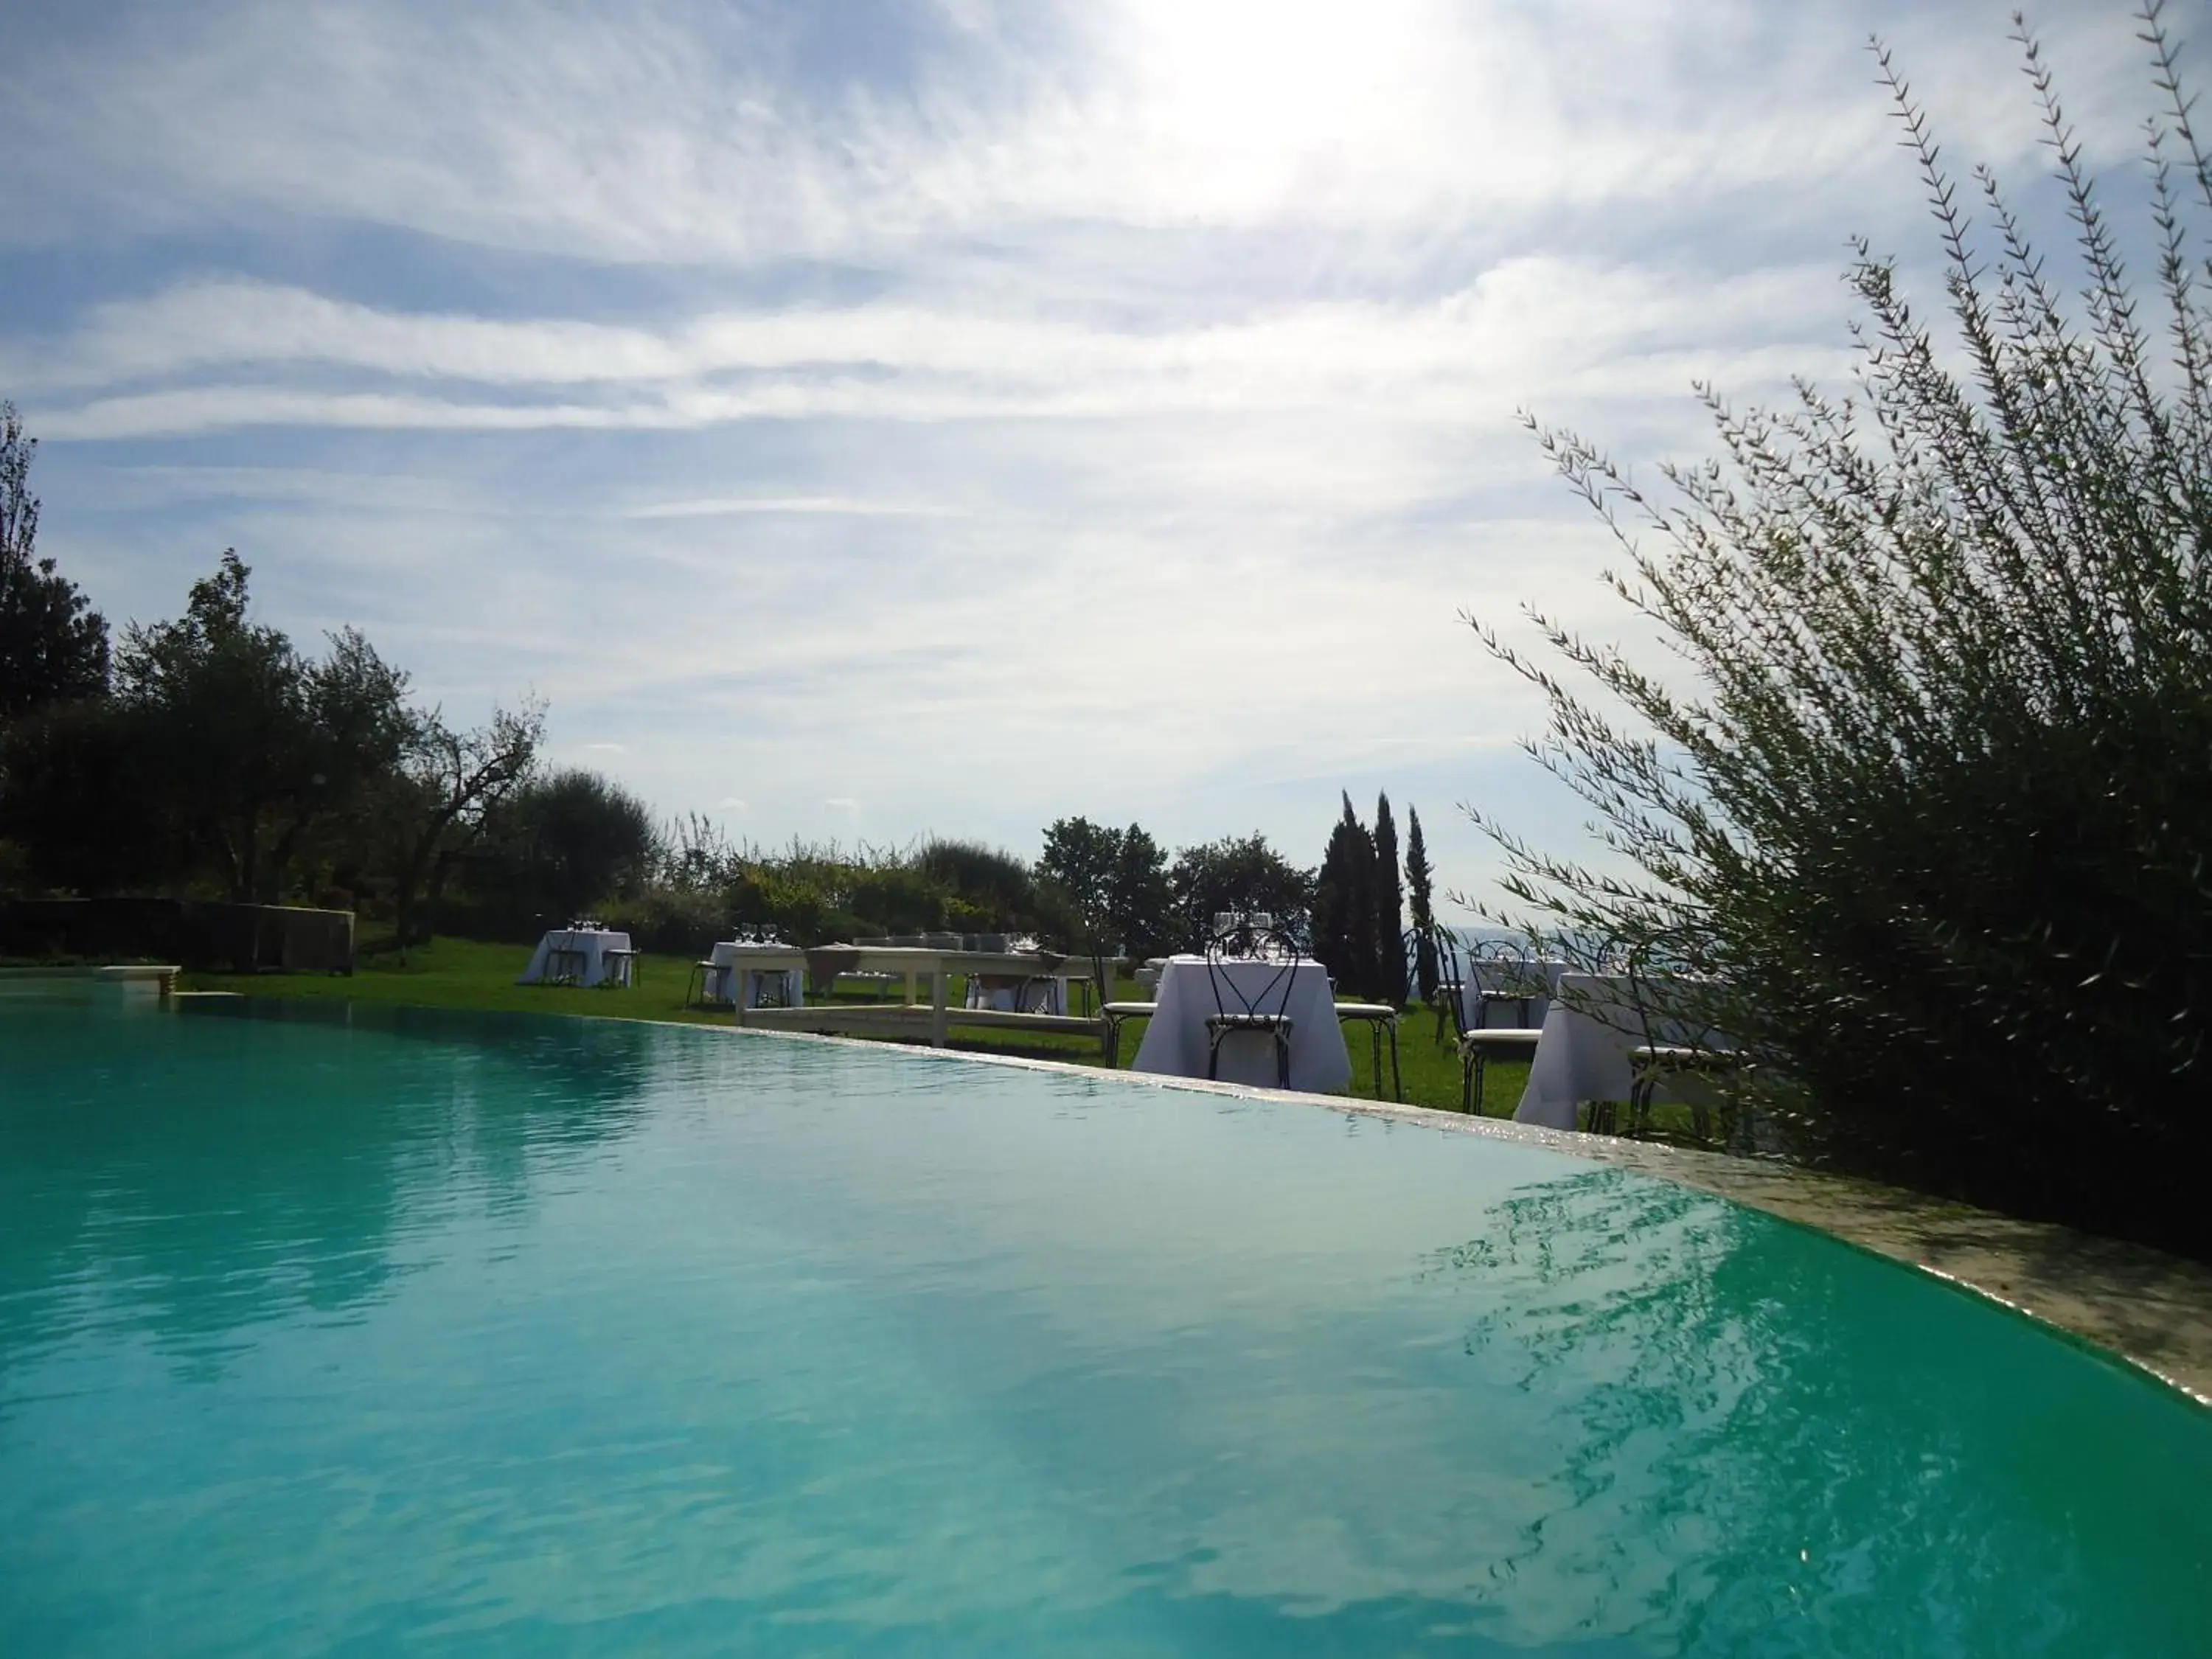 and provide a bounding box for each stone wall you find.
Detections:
[0,899,354,973]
